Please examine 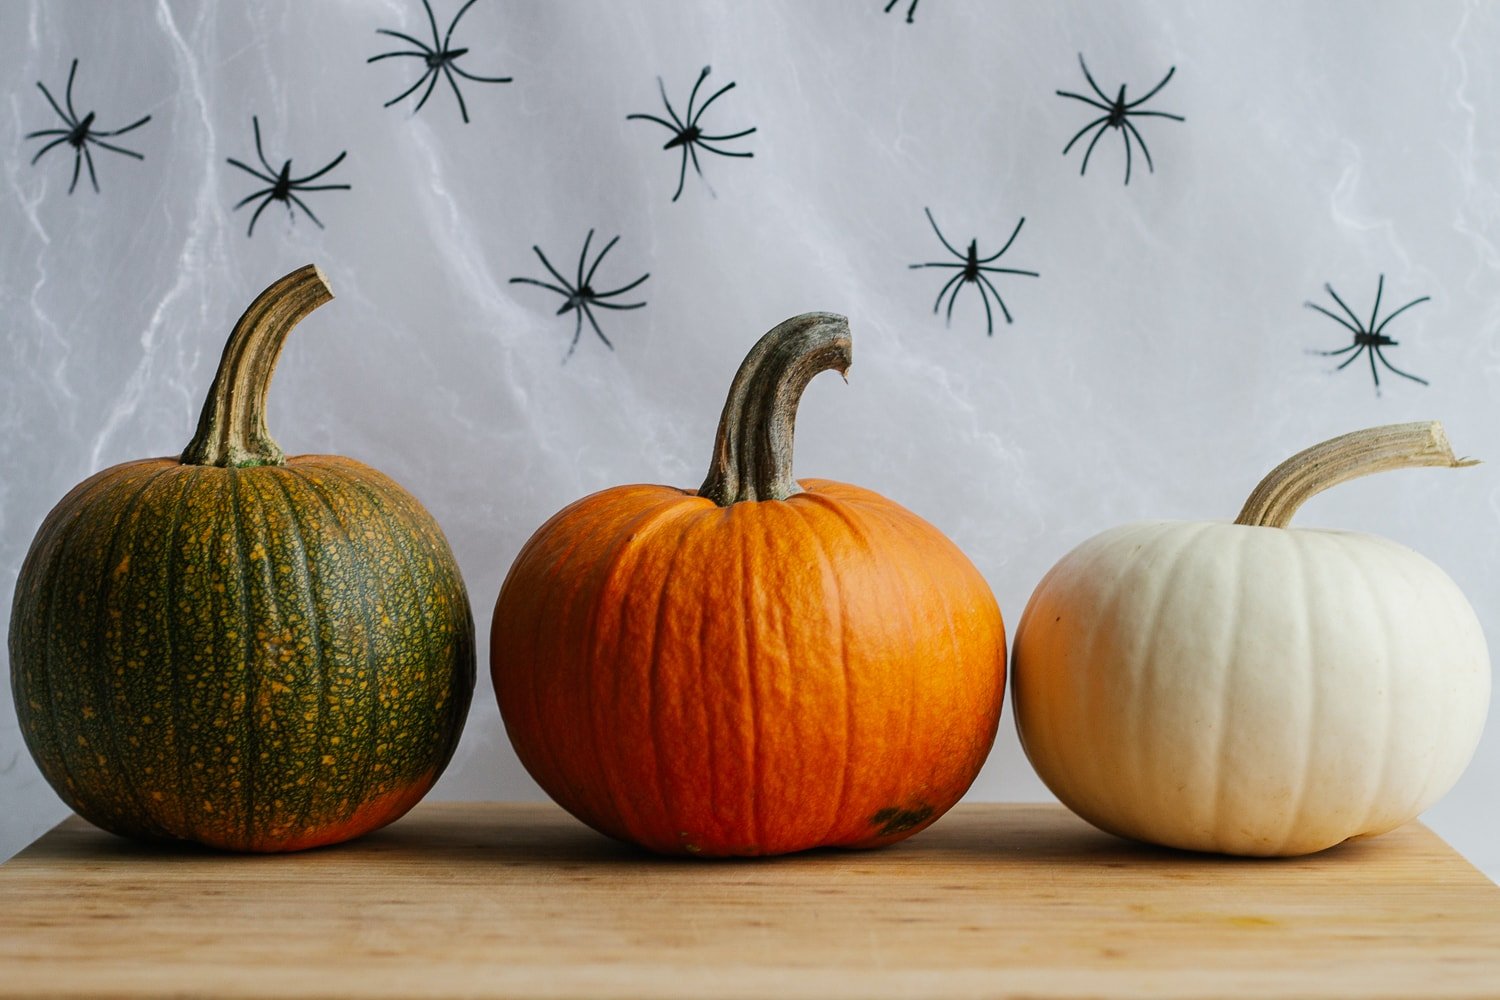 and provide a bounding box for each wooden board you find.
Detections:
[1,803,1496,999]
